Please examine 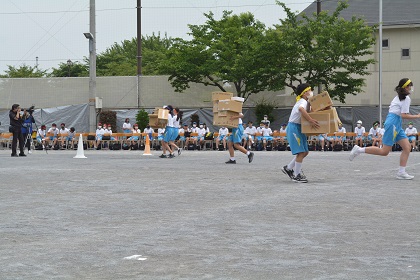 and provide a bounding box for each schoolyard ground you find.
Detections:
[1,149,419,279]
